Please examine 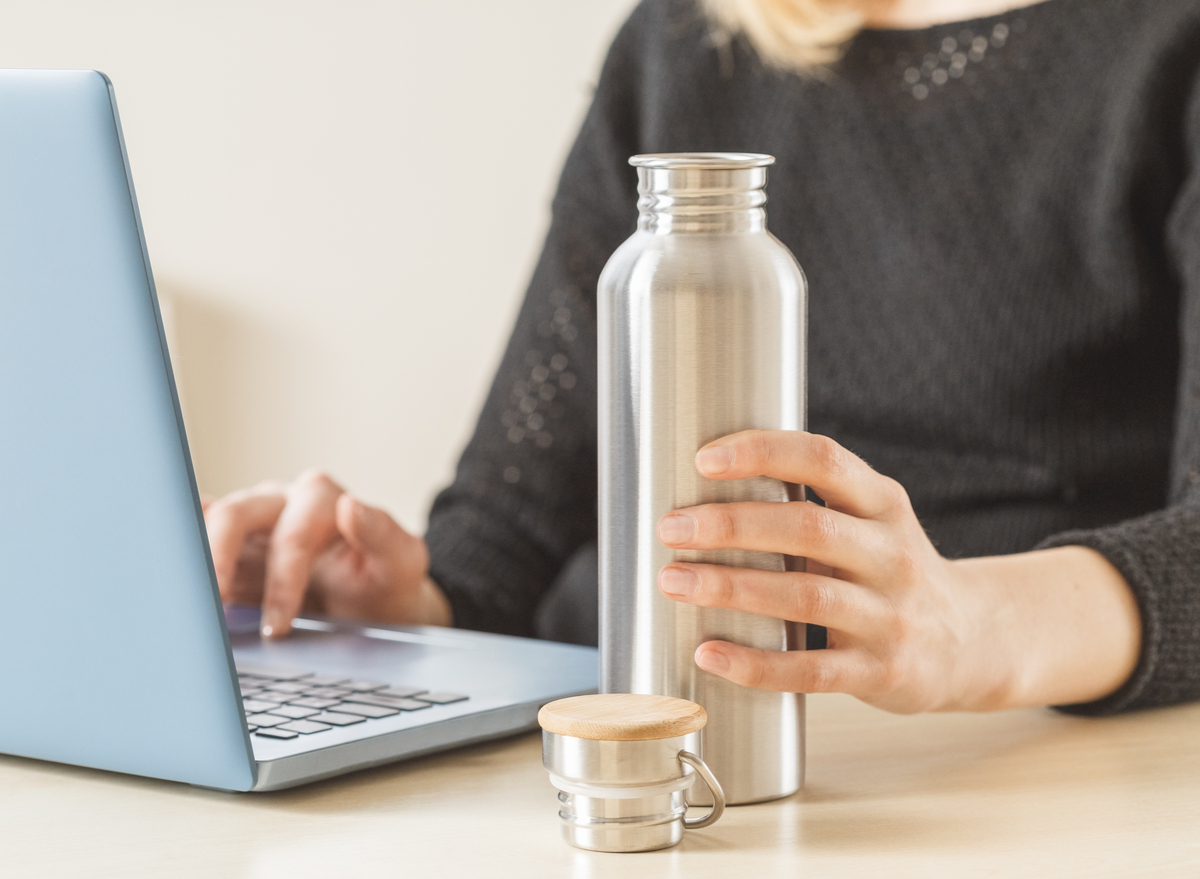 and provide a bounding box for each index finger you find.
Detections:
[261,471,344,638]
[204,483,287,598]
[694,430,910,521]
